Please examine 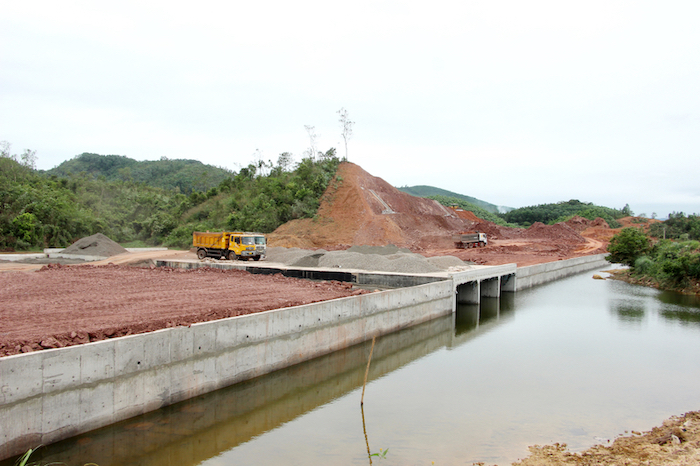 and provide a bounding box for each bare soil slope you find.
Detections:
[269,162,468,250]
[269,162,612,266]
